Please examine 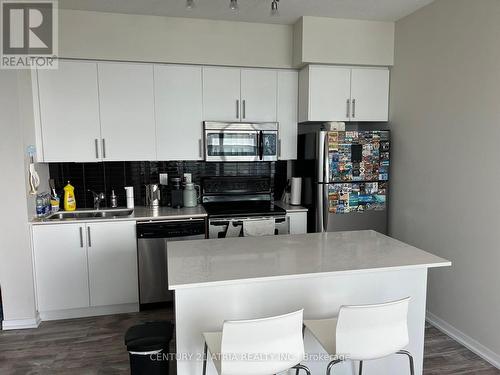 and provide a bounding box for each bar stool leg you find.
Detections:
[292,364,311,374]
[396,350,415,375]
[296,325,306,375]
[326,359,342,375]
[359,360,363,375]
[202,342,208,375]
